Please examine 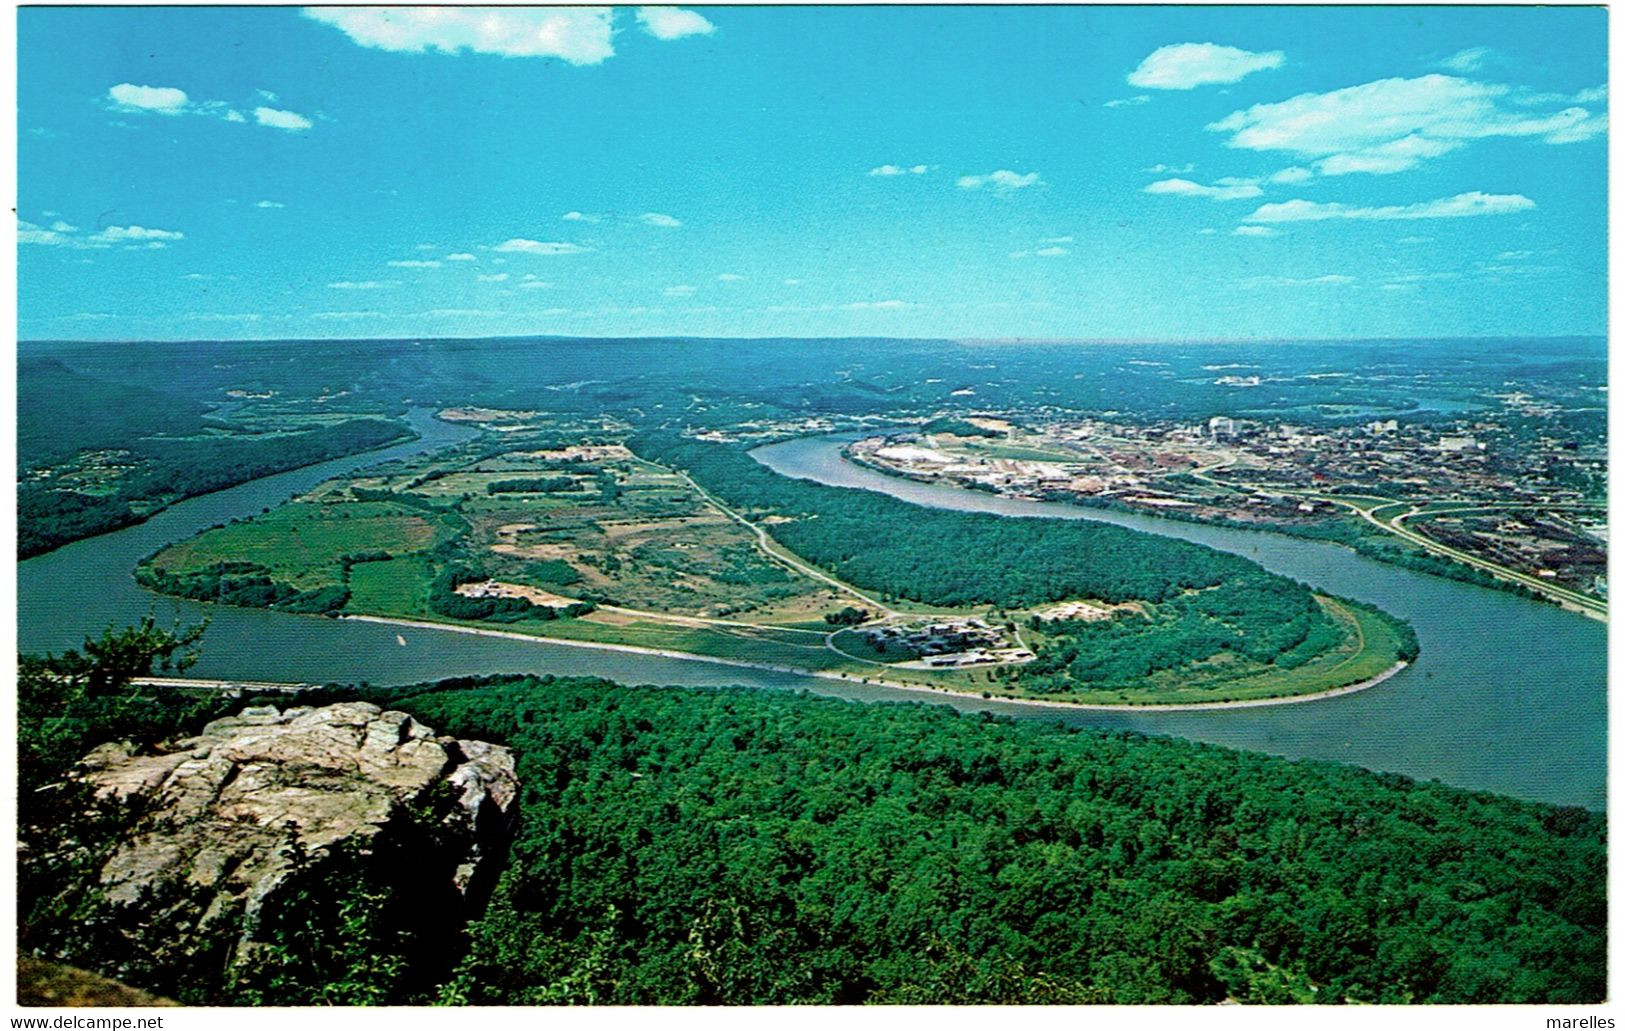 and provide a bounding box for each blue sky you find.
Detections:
[17,5,1609,341]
